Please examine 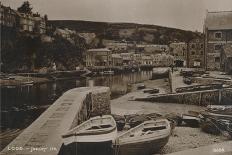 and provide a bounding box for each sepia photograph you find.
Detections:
[0,0,232,155]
